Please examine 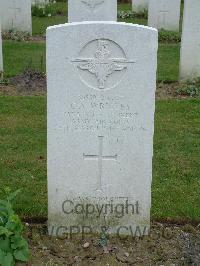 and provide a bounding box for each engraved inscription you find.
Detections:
[71,39,135,90]
[83,136,117,191]
[66,94,139,132]
[81,0,104,10]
